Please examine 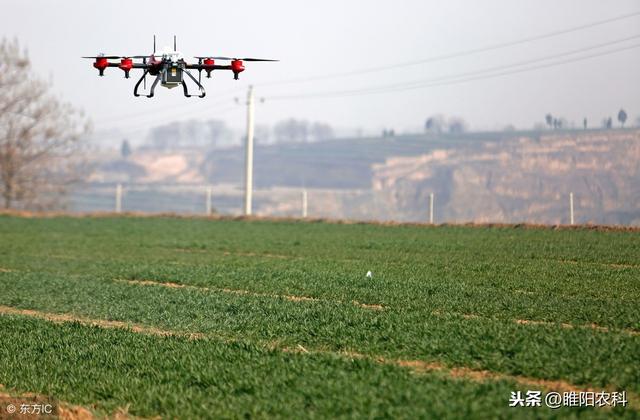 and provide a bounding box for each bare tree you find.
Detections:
[309,122,334,142]
[120,139,132,159]
[447,117,467,134]
[424,115,445,134]
[206,119,232,147]
[617,109,627,128]
[274,119,309,143]
[0,38,90,210]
